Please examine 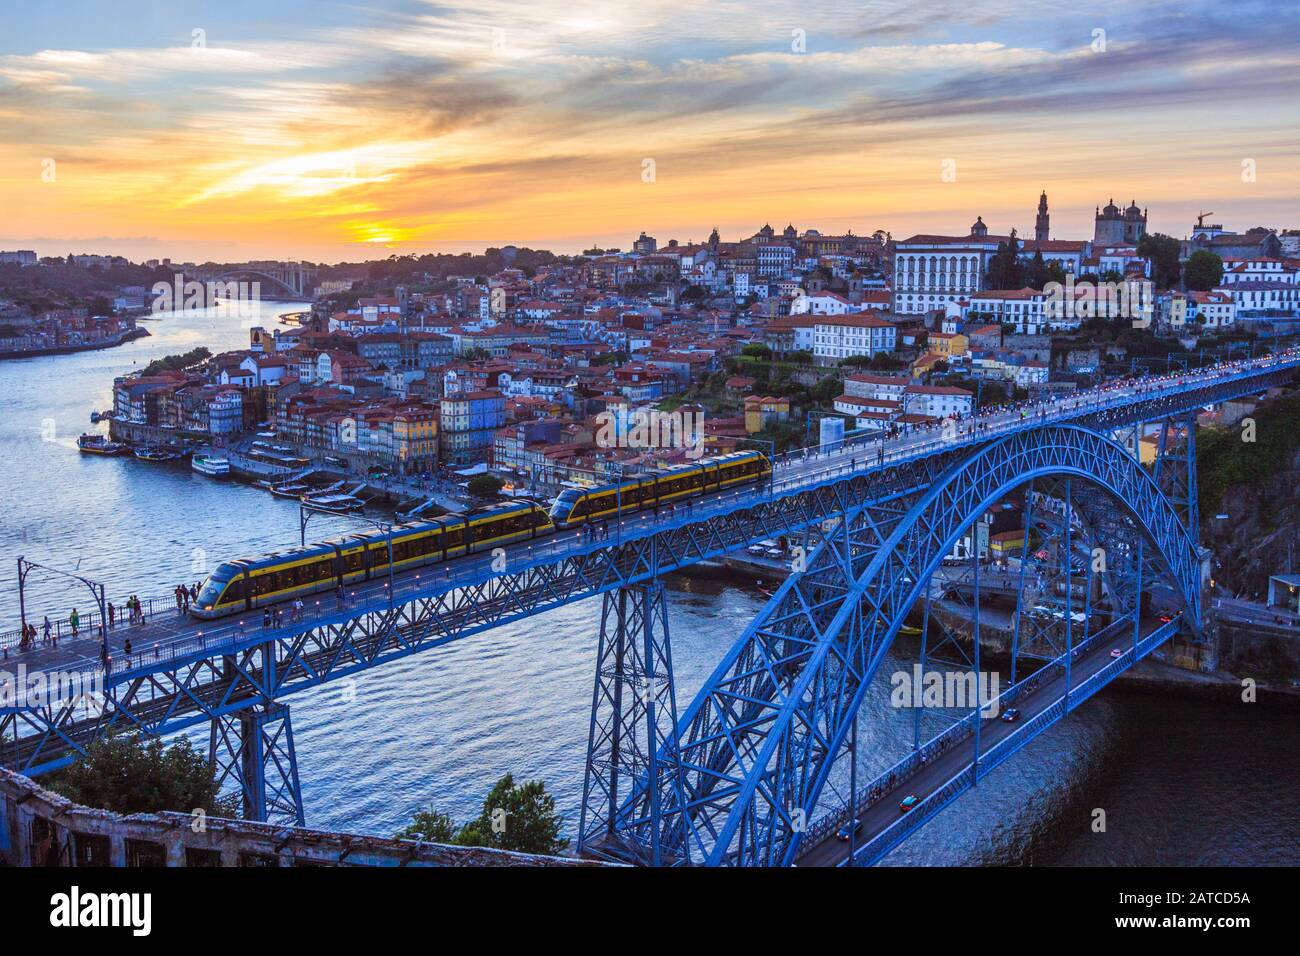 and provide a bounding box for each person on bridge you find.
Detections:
[43,616,51,645]
[69,608,79,636]
[123,638,133,667]
[107,602,115,629]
